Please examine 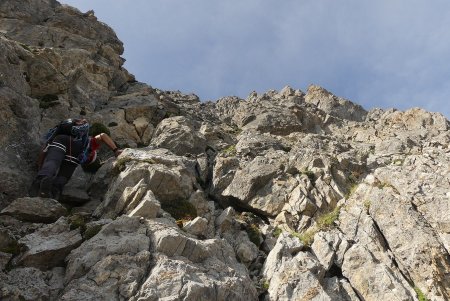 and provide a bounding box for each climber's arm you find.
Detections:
[94,133,122,157]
